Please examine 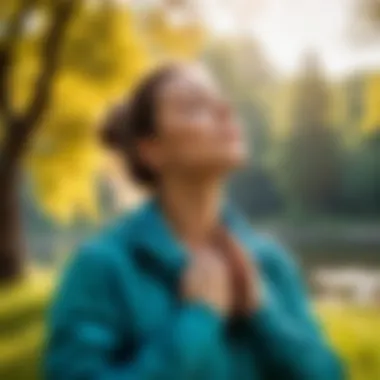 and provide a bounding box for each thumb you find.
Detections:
[216,228,254,314]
